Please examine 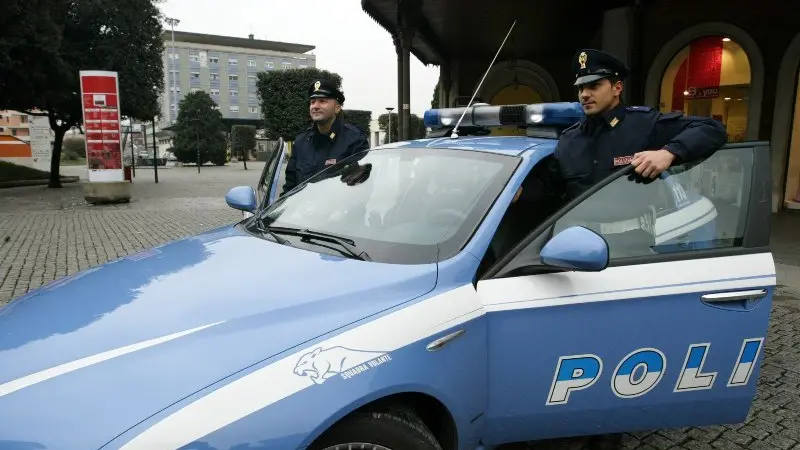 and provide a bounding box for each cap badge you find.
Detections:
[314,81,321,91]
[579,52,588,69]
